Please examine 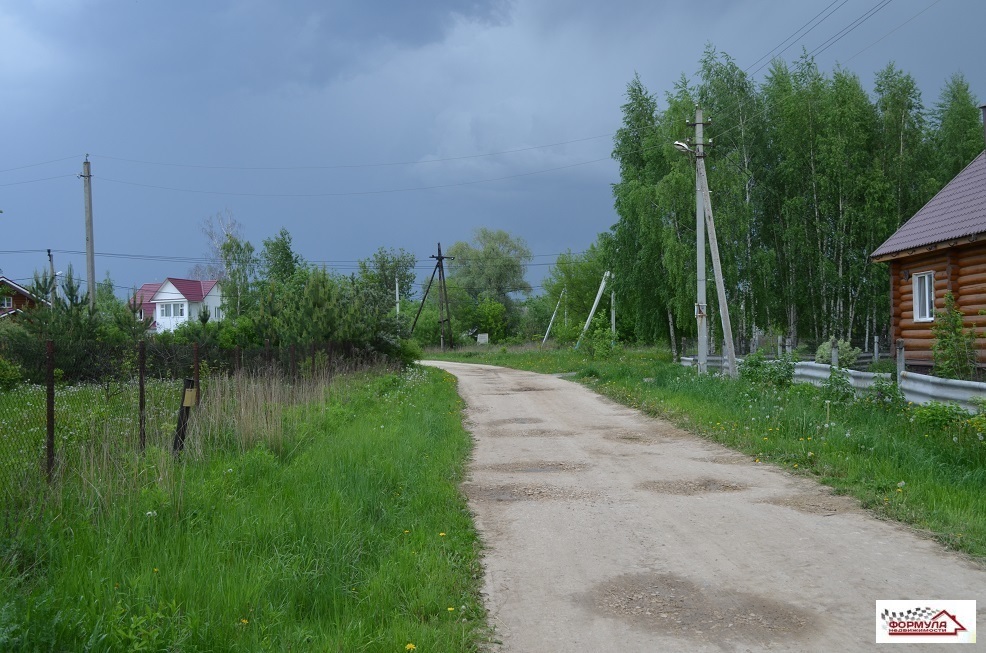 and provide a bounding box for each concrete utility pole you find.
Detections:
[542,288,566,348]
[395,275,400,317]
[576,271,610,349]
[82,156,95,309]
[693,108,708,374]
[696,150,738,378]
